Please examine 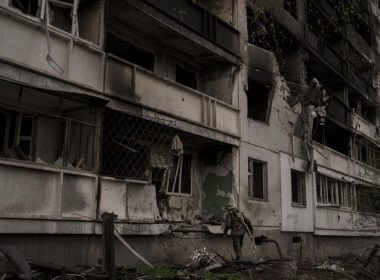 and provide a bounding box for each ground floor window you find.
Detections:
[316,173,355,209]
[168,154,192,195]
[248,158,267,200]
[0,80,96,171]
[291,169,306,206]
